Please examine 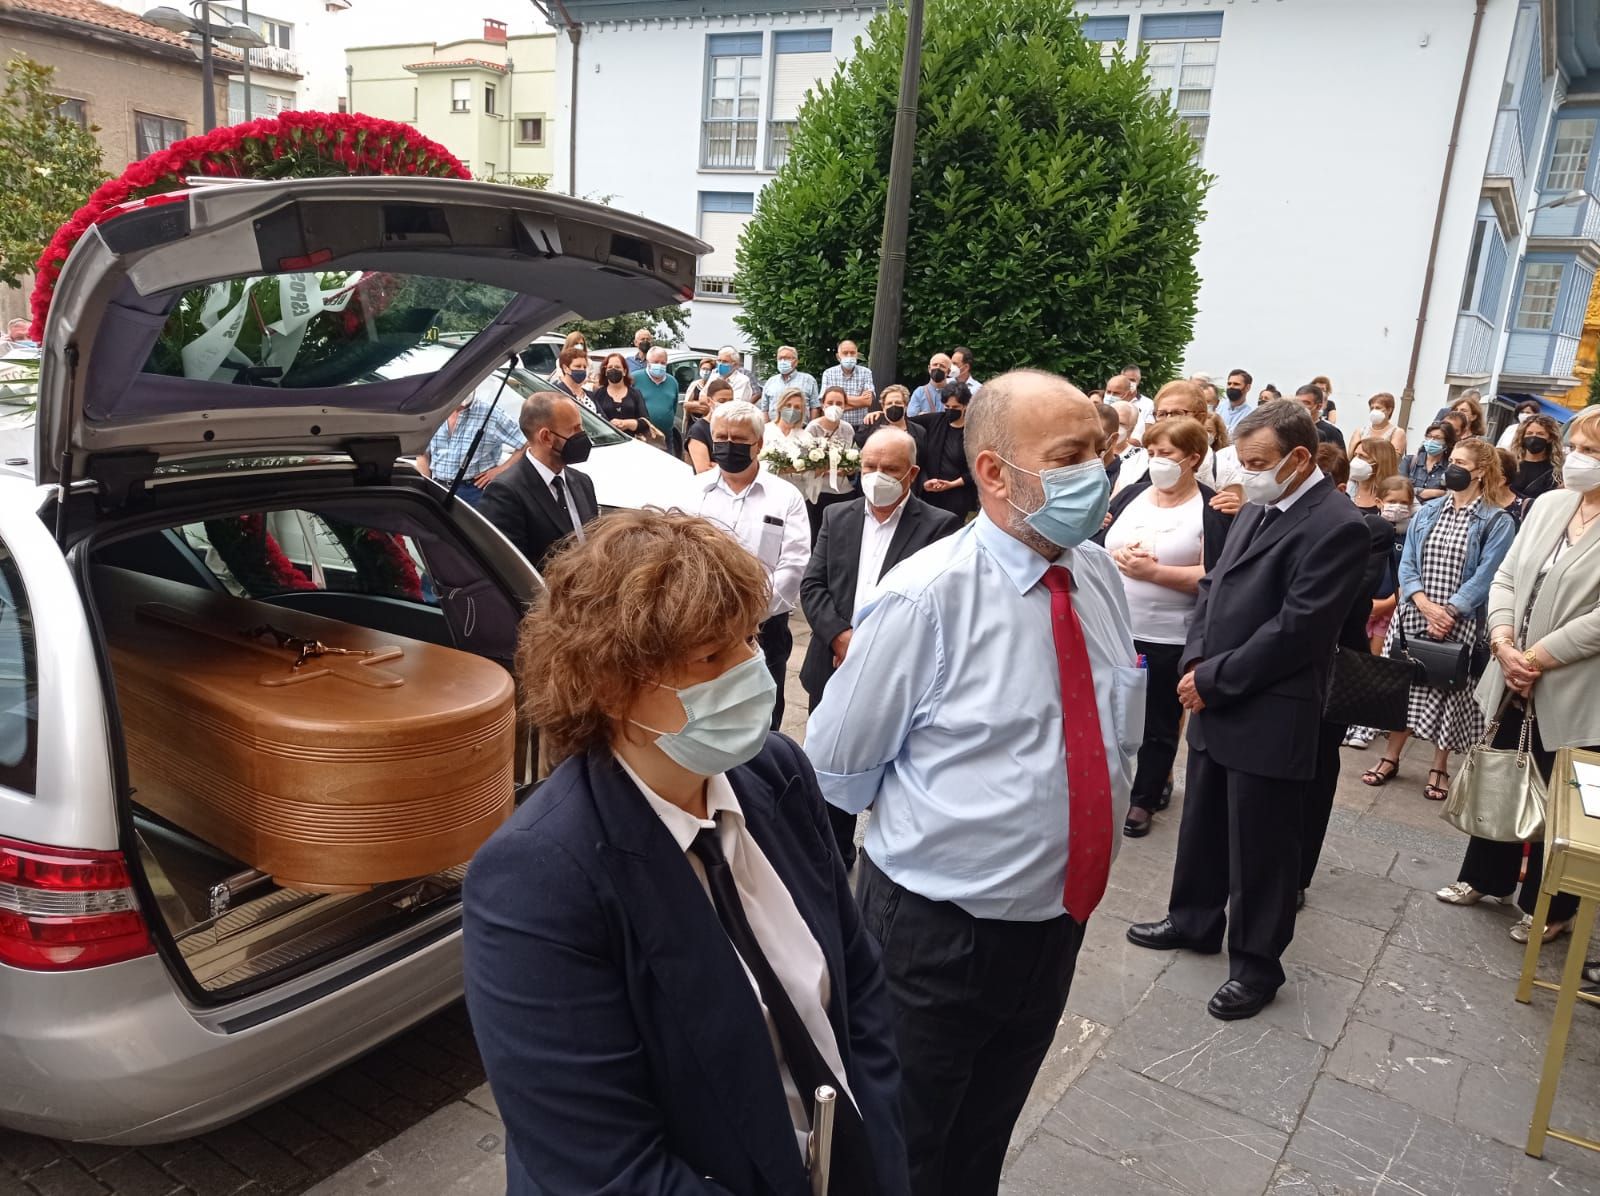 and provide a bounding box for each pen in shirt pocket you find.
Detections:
[1136,654,1148,669]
